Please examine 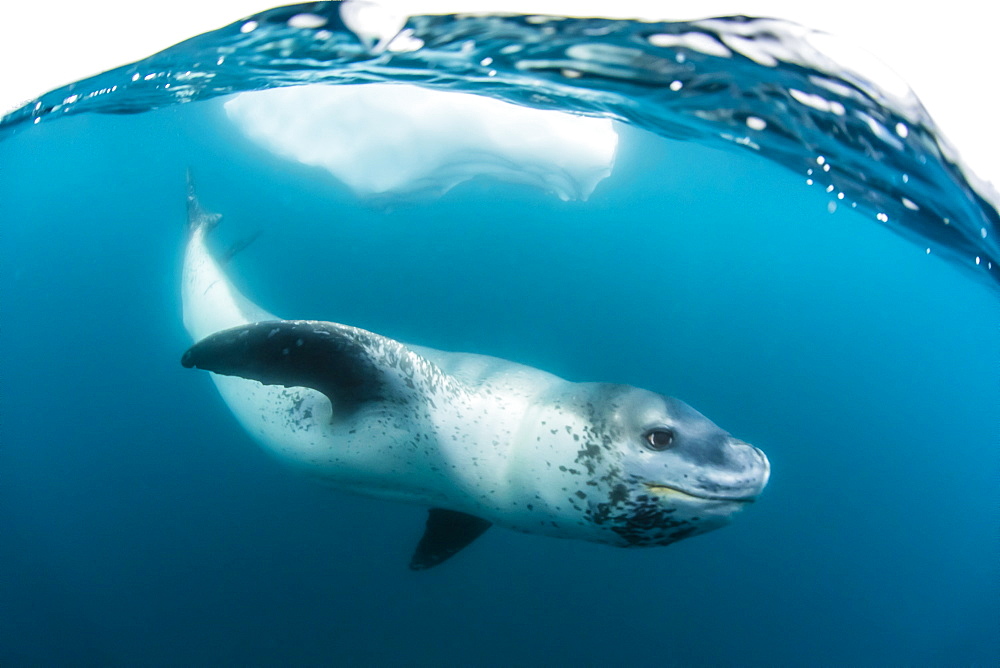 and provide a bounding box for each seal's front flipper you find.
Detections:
[181,320,395,416]
[221,230,262,264]
[410,508,492,570]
